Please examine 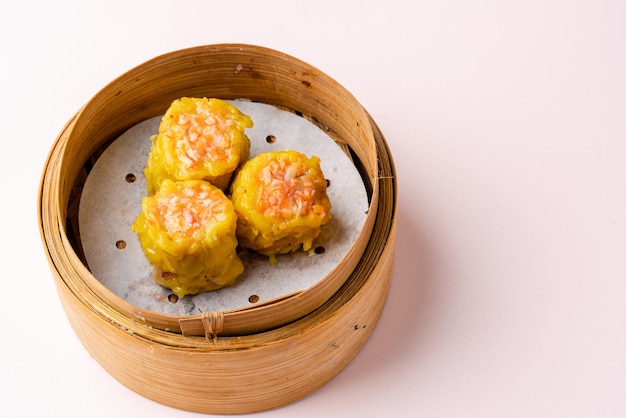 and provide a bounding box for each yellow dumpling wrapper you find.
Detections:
[131,179,243,297]
[230,150,332,263]
[145,97,253,194]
